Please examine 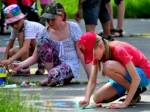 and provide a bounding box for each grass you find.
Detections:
[0,89,39,112]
